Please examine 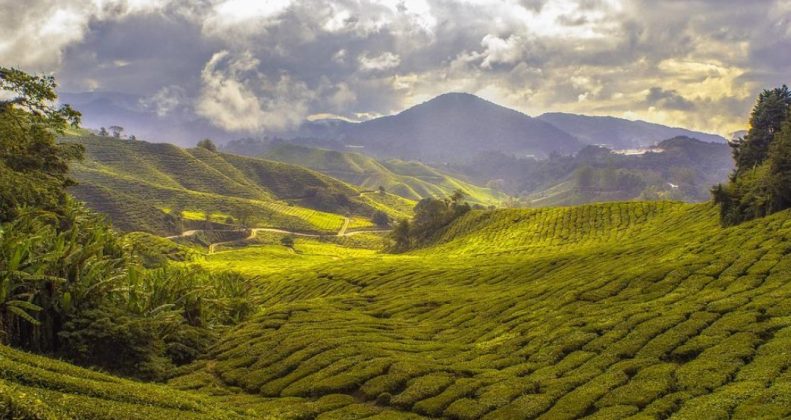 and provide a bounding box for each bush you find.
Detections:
[372,210,390,227]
